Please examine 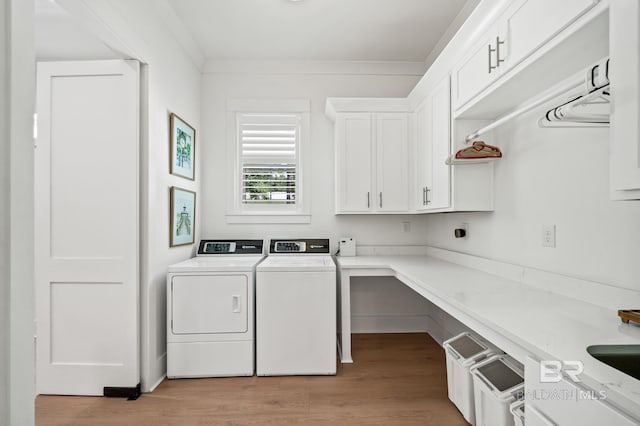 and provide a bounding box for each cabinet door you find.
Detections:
[415,100,432,211]
[500,0,598,71]
[610,0,640,199]
[335,113,373,212]
[428,76,452,210]
[451,24,500,110]
[376,113,409,212]
[524,405,557,426]
[416,76,451,212]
